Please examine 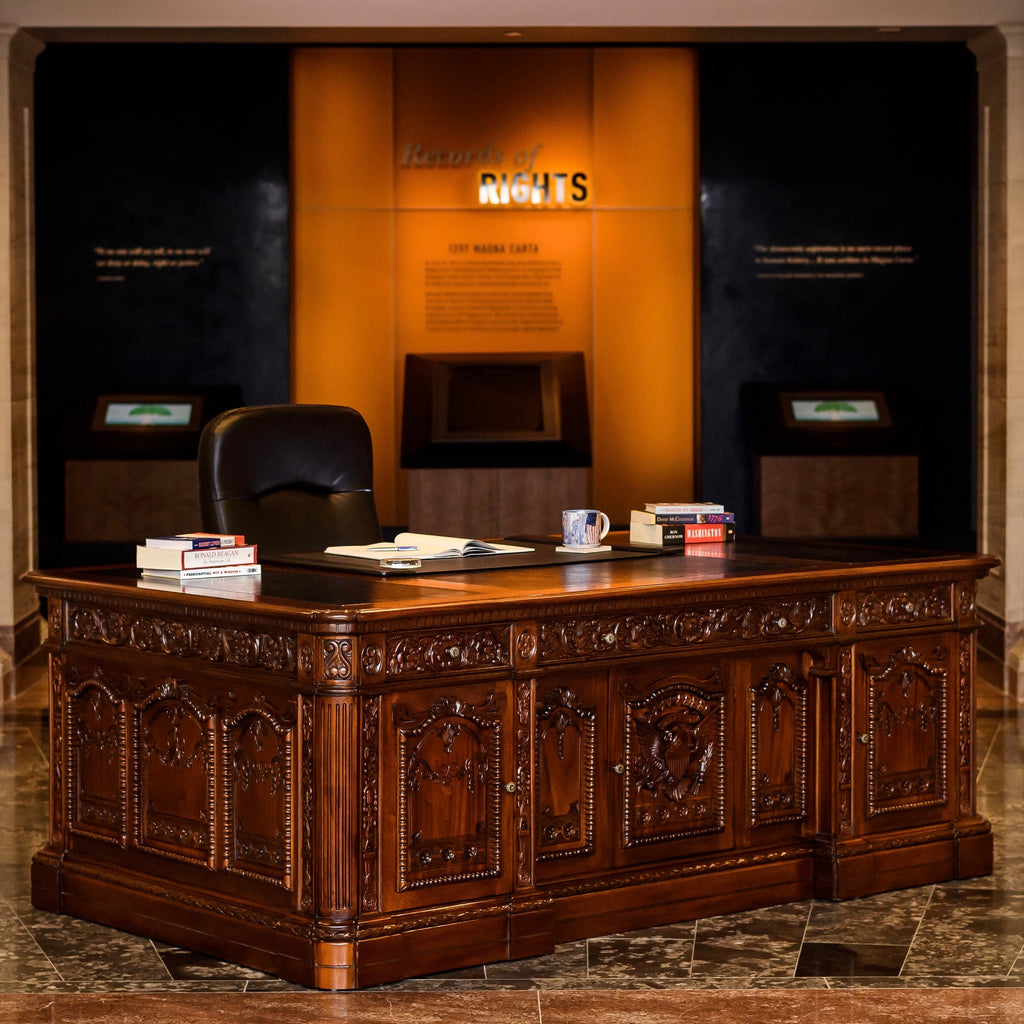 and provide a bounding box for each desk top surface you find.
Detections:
[27,534,999,629]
